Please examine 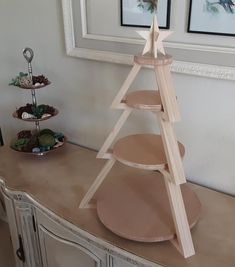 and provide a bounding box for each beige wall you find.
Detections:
[1,0,235,195]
